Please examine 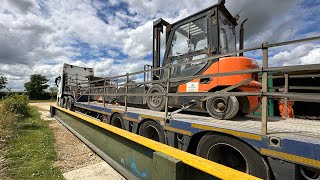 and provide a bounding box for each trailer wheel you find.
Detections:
[146,84,166,111]
[67,97,75,111]
[63,97,68,109]
[111,113,125,129]
[206,96,239,119]
[139,121,165,143]
[196,134,269,179]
